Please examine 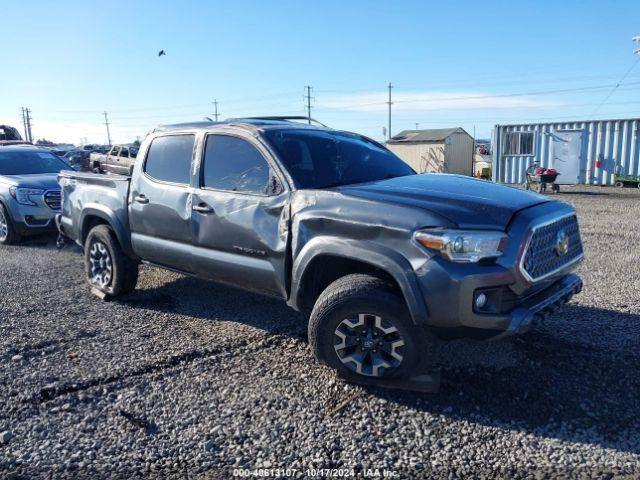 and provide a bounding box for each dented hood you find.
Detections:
[335,174,549,229]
